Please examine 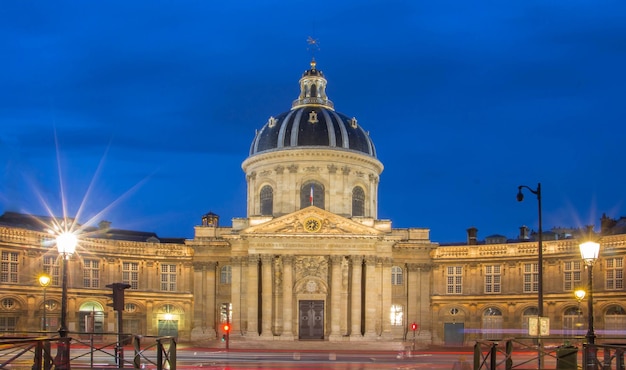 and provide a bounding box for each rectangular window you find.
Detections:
[0,251,19,283]
[220,266,232,285]
[83,259,100,288]
[524,263,539,293]
[484,265,501,294]
[161,264,177,291]
[0,317,17,331]
[43,256,60,286]
[390,304,404,326]
[122,262,139,290]
[606,257,624,290]
[446,266,462,294]
[391,266,403,285]
[563,260,582,291]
